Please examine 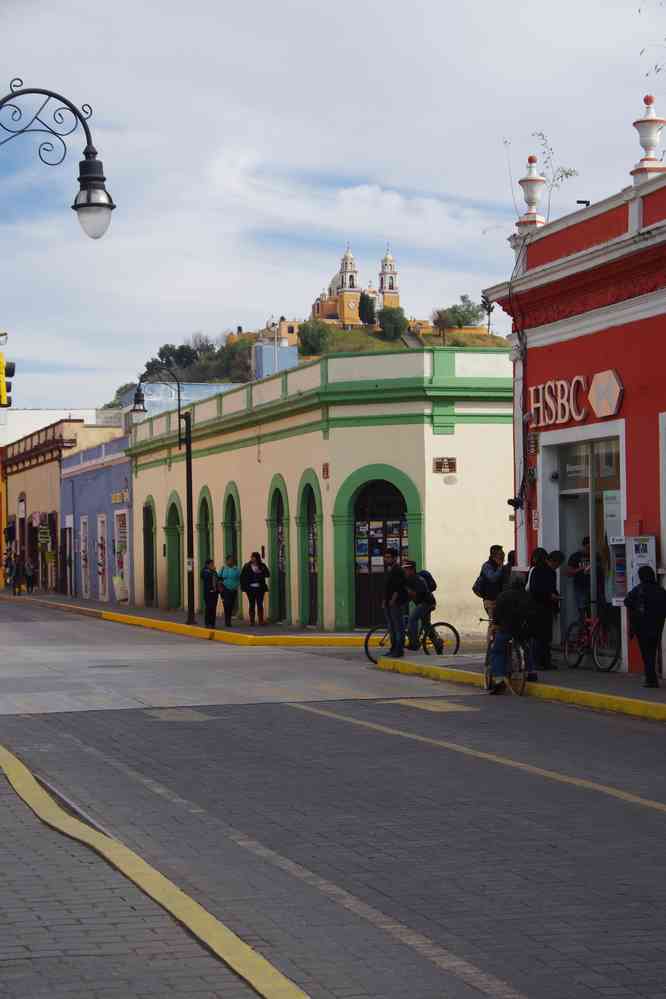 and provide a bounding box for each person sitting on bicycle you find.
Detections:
[403,562,437,652]
[489,575,538,694]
